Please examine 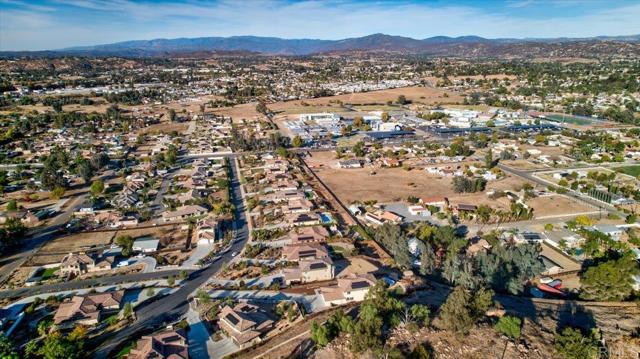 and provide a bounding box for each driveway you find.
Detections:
[181,242,214,268]
[128,256,157,273]
[186,306,217,359]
